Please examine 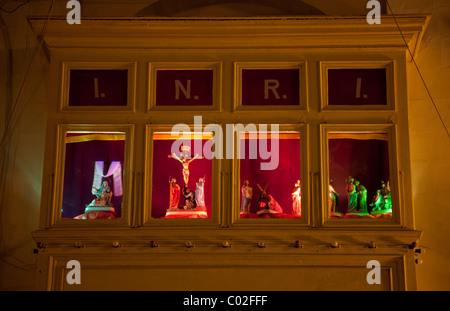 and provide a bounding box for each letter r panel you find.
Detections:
[241,69,299,106]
